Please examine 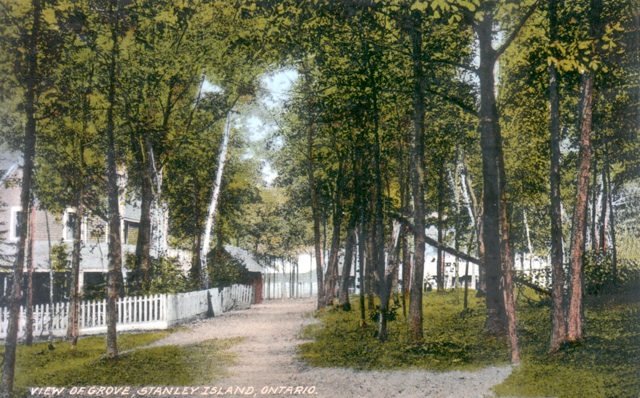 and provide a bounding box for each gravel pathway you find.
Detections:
[147,298,513,398]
